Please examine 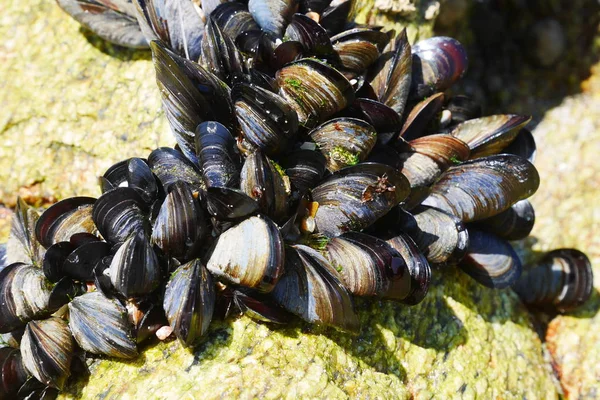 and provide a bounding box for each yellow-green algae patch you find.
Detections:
[0,0,171,209]
[61,269,556,399]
